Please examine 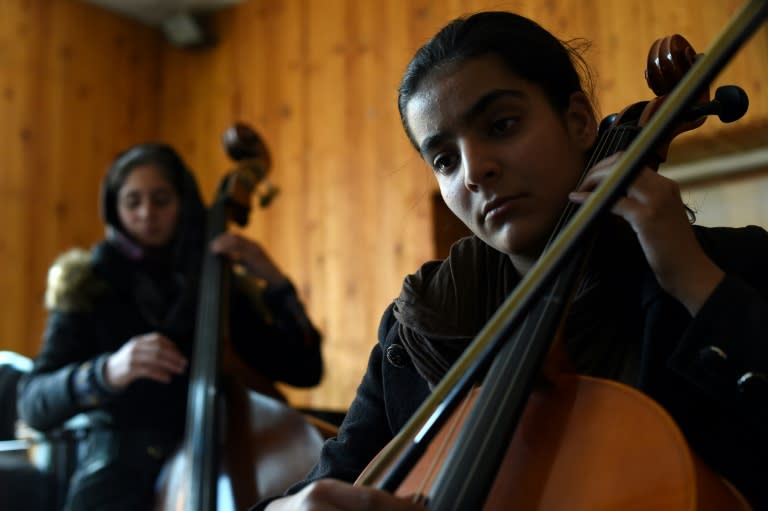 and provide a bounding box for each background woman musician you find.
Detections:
[17,142,324,510]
